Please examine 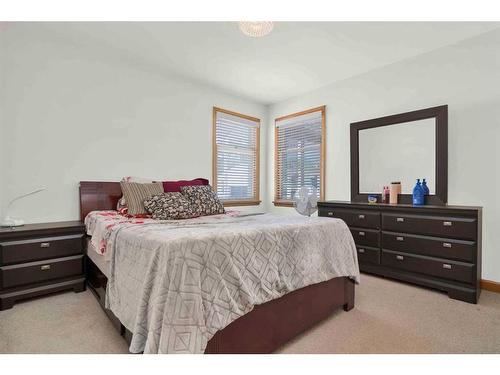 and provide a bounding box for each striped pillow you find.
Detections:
[119,181,164,215]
